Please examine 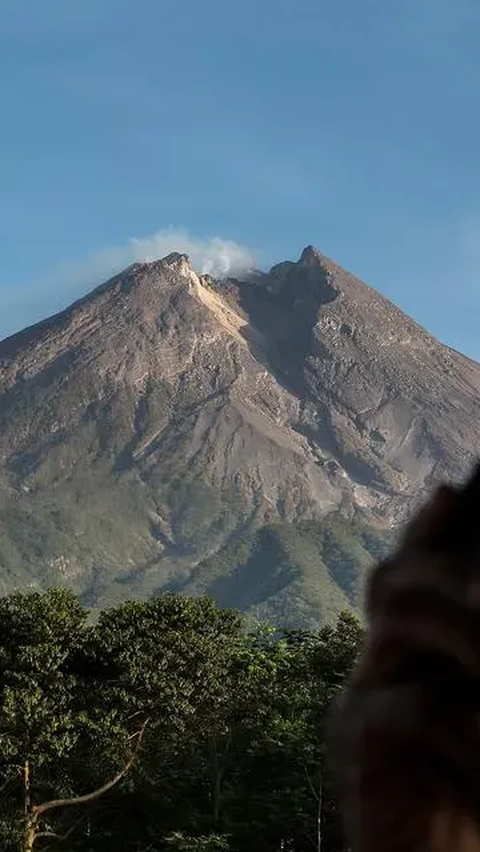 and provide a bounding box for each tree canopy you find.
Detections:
[0,589,363,851]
